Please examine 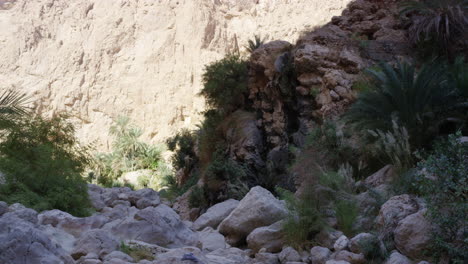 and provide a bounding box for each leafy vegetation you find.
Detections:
[335,199,359,237]
[92,116,169,189]
[188,185,208,209]
[345,60,466,148]
[245,35,265,54]
[166,129,197,172]
[119,242,154,261]
[412,133,467,263]
[400,0,467,59]
[0,89,29,129]
[0,115,92,216]
[368,119,414,171]
[199,55,249,114]
[279,187,325,249]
